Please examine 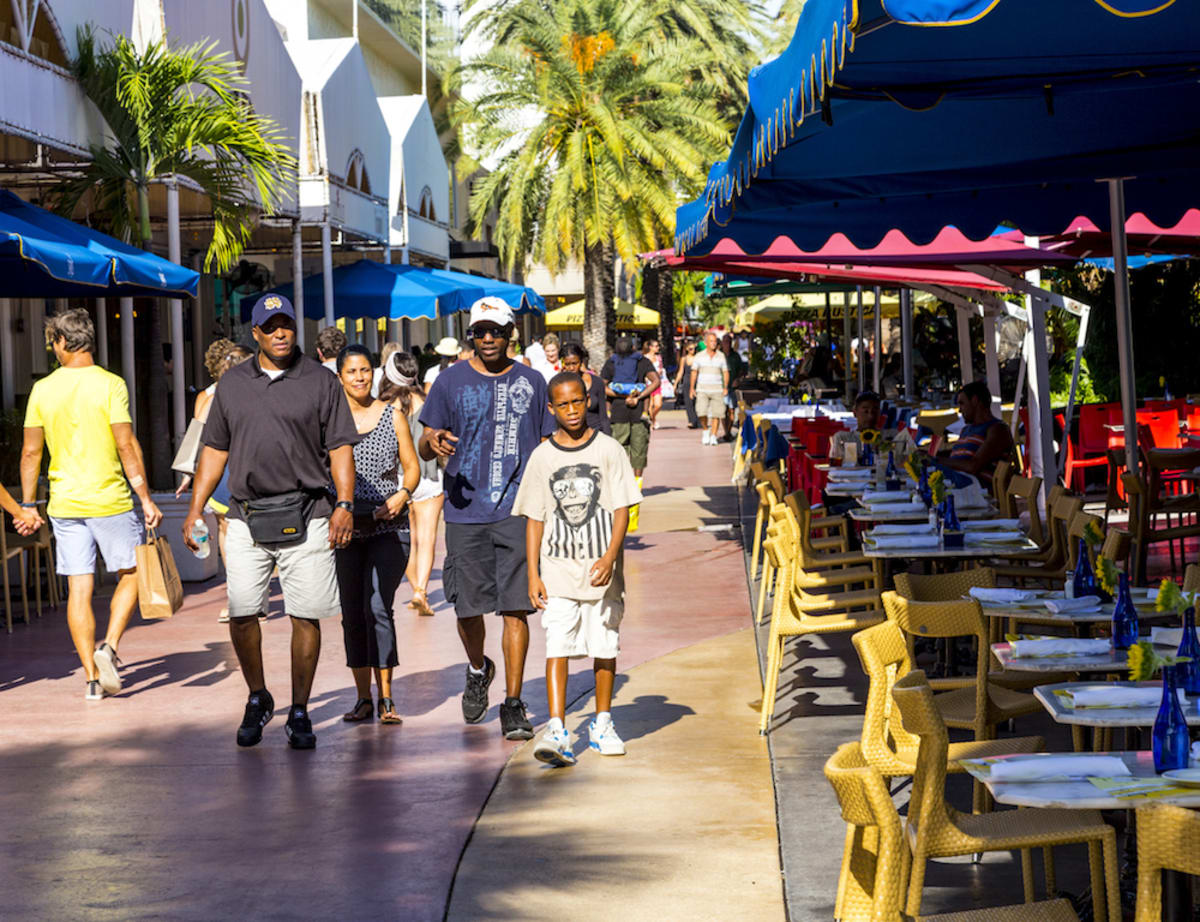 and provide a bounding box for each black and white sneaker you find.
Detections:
[85,680,105,701]
[94,642,122,695]
[236,690,275,747]
[462,656,496,724]
[285,705,316,750]
[499,697,534,740]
